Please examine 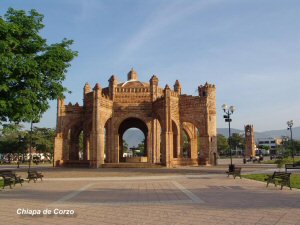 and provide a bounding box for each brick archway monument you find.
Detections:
[54,69,217,168]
